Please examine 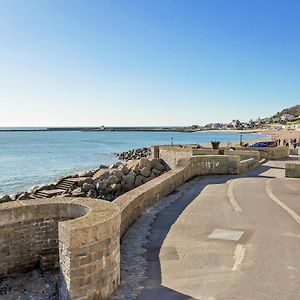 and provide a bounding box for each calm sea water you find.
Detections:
[0,130,268,196]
